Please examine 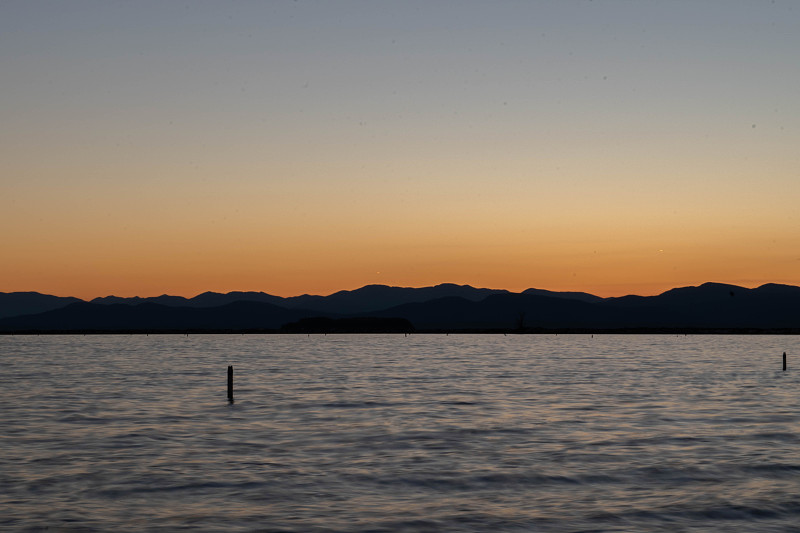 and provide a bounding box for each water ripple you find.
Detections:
[2,333,800,531]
